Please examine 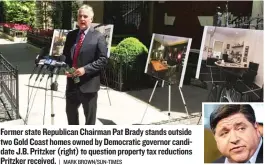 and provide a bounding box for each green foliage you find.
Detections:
[3,0,36,26]
[110,46,116,53]
[72,1,79,22]
[51,1,63,29]
[110,37,148,63]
